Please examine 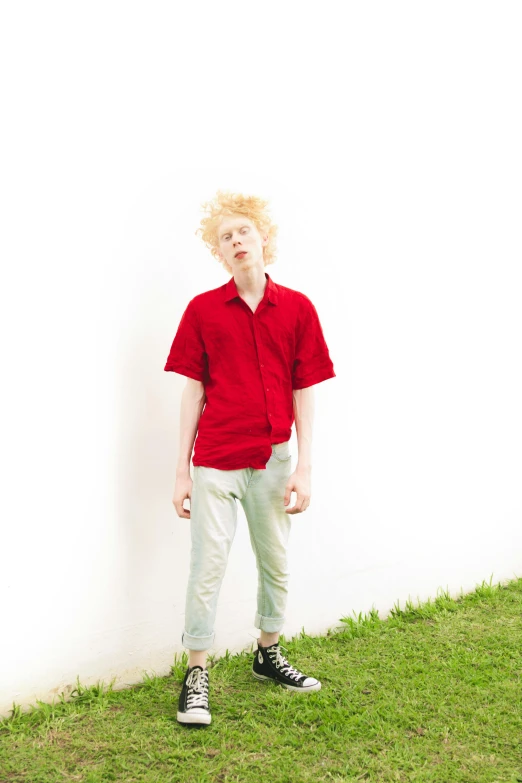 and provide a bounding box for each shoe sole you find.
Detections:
[252,671,321,692]
[176,710,212,725]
